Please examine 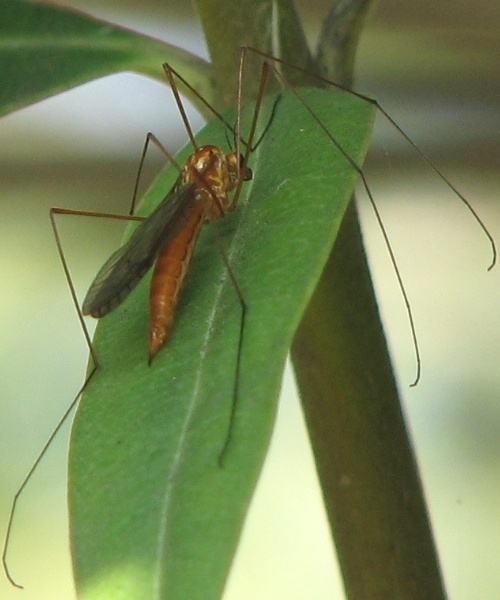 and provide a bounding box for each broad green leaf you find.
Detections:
[0,0,211,117]
[69,87,375,599]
